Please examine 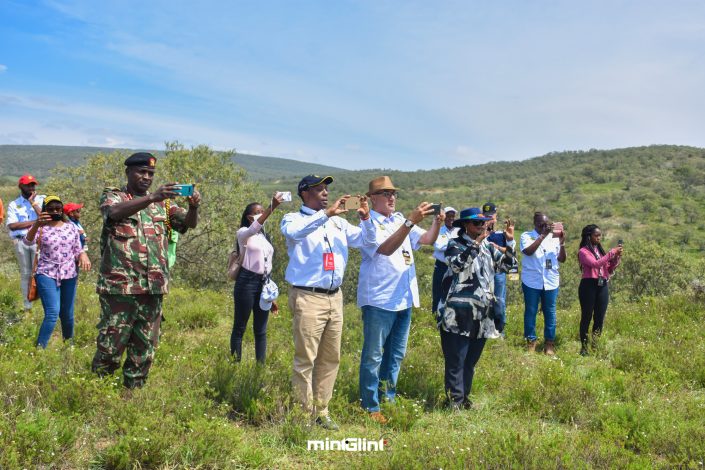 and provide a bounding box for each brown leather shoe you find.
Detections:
[369,411,388,425]
[527,340,537,353]
[544,340,556,356]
